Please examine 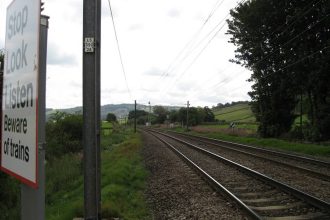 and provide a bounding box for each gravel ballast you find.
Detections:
[141,131,246,219]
